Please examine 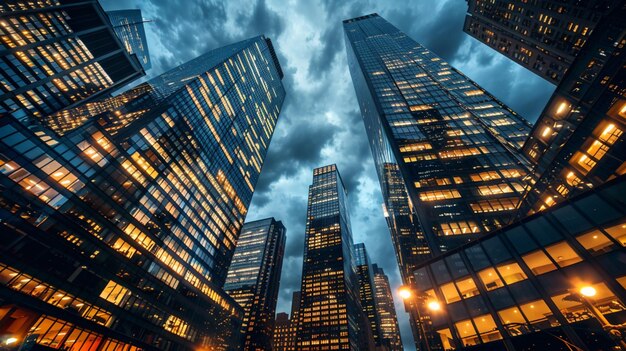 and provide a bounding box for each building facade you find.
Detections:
[354,243,384,349]
[411,175,626,351]
[224,218,286,351]
[107,9,151,70]
[287,290,301,351]
[343,13,532,282]
[520,4,626,215]
[295,165,364,351]
[0,35,285,351]
[372,265,404,351]
[273,312,291,351]
[464,0,619,83]
[0,0,144,125]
